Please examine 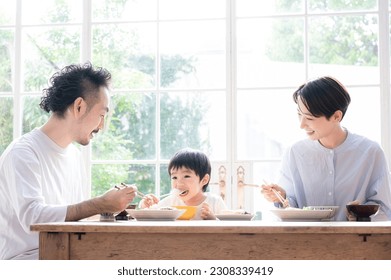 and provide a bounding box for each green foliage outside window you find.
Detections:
[1,0,379,198]
[0,98,12,154]
[0,0,205,196]
[266,0,378,66]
